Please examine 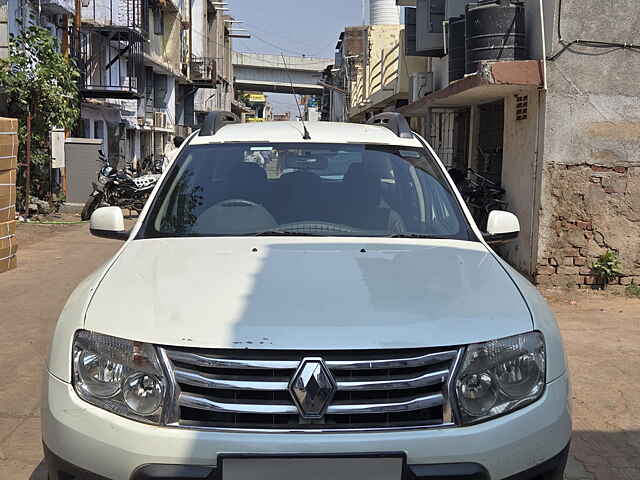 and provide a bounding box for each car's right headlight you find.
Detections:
[72,330,167,424]
[454,332,546,425]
